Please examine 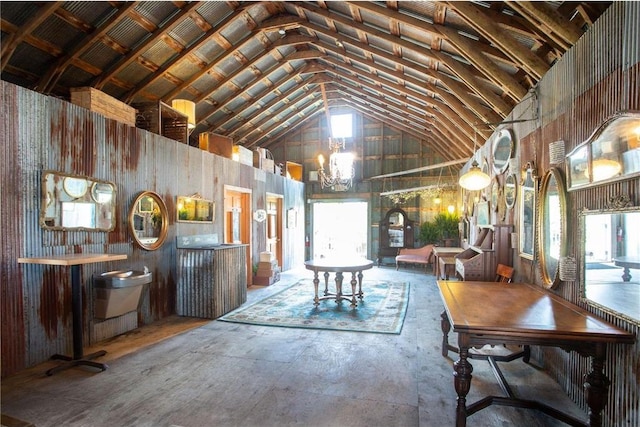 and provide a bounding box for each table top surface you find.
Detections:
[304,258,374,271]
[433,247,464,255]
[18,253,127,266]
[437,280,634,343]
[613,256,640,265]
